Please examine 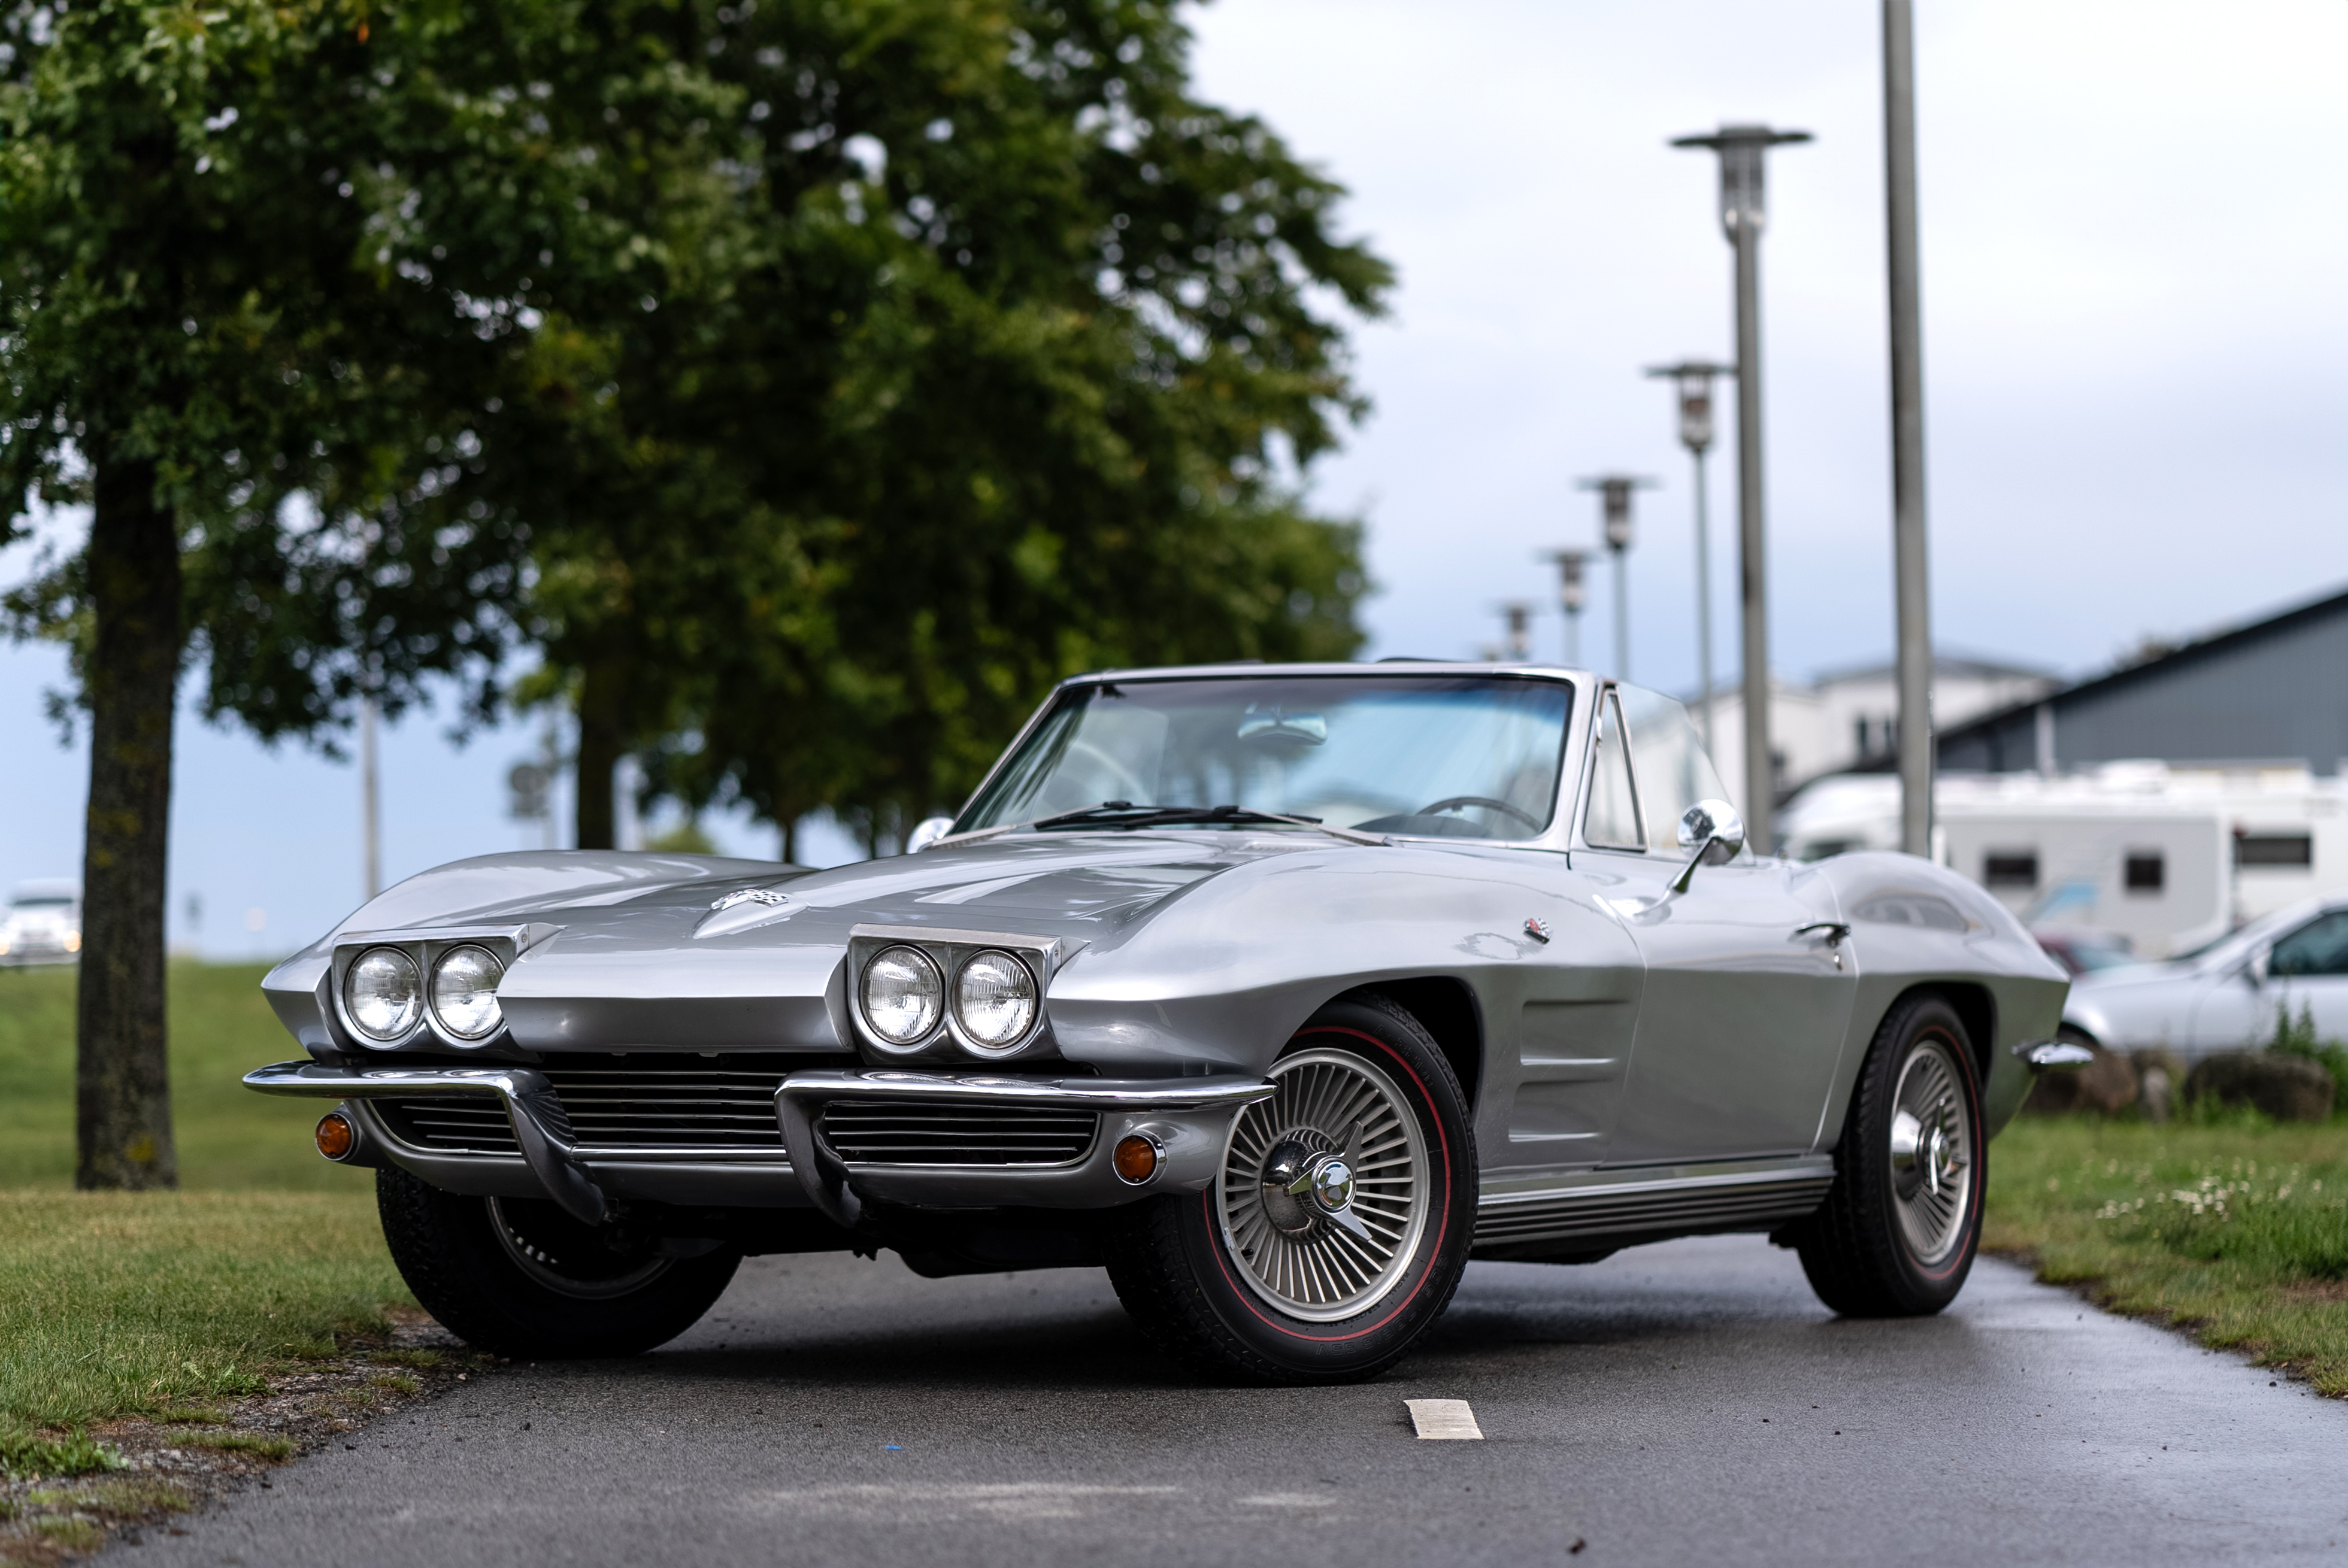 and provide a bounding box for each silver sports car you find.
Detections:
[247,665,2073,1382]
